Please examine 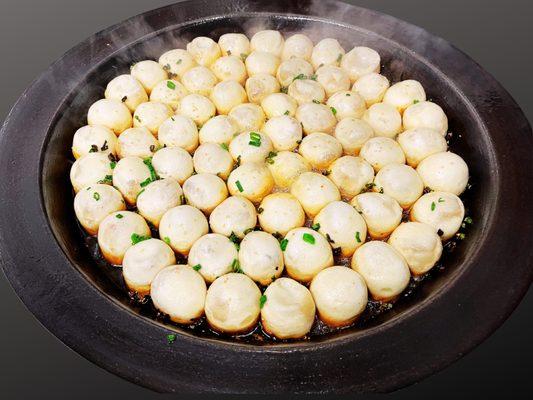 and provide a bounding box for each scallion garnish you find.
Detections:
[140,177,152,188]
[131,233,150,245]
[229,232,240,250]
[265,151,277,164]
[231,258,242,273]
[98,175,113,185]
[259,295,267,309]
[248,132,261,147]
[303,233,315,244]
[143,157,158,182]
[167,334,176,344]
